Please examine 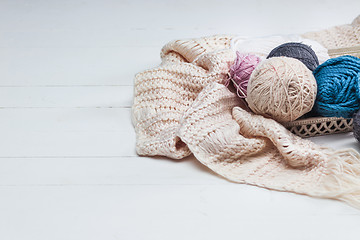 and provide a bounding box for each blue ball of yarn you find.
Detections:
[267,42,319,71]
[354,109,360,142]
[313,55,360,118]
